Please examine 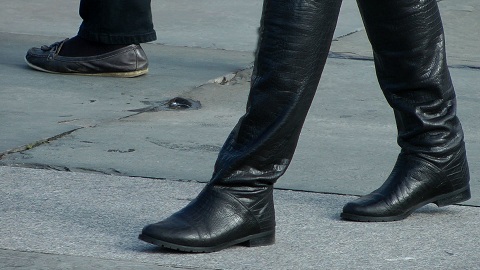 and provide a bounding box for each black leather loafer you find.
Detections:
[25,39,149,77]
